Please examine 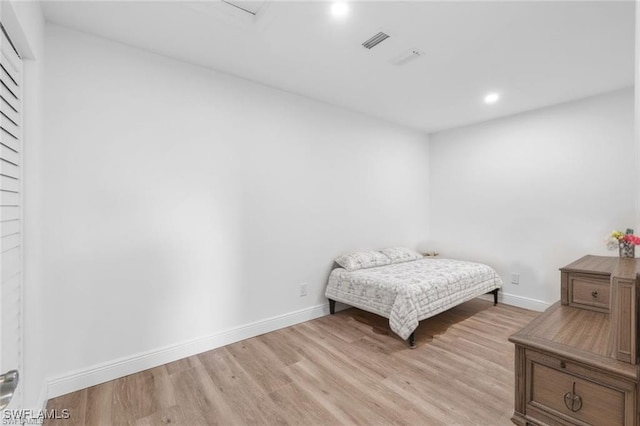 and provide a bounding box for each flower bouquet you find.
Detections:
[606,228,640,258]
